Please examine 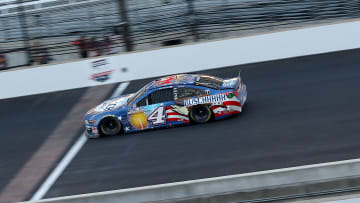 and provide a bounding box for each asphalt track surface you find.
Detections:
[41,49,360,198]
[0,88,86,194]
